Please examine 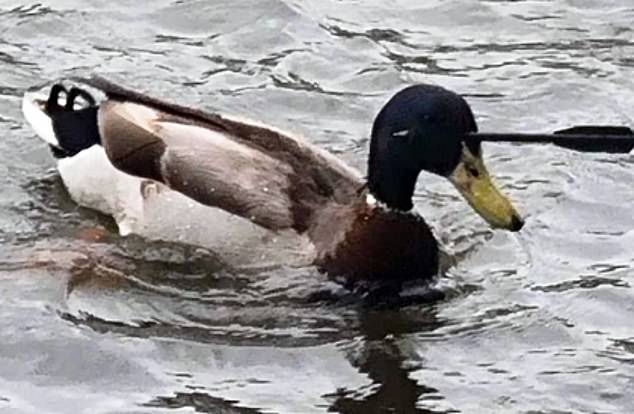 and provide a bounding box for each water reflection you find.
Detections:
[327,306,448,414]
[145,391,265,414]
[60,244,454,413]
